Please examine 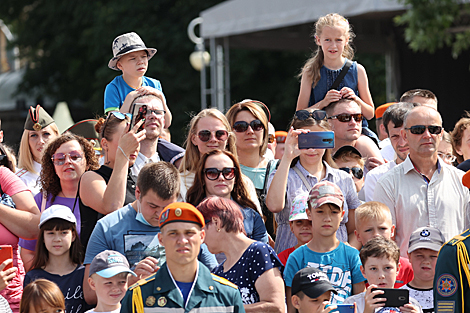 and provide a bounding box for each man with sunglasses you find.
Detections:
[128,94,184,179]
[325,99,384,171]
[374,105,470,258]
